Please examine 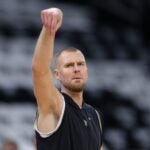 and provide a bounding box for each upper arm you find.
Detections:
[32,70,62,115]
[100,144,103,150]
[32,69,64,133]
